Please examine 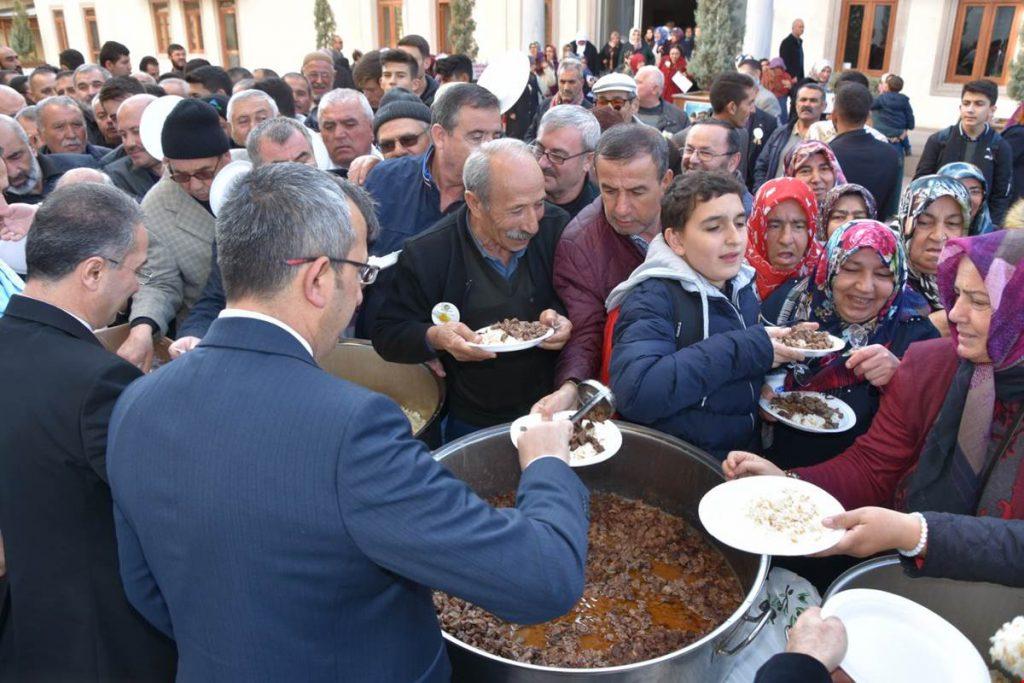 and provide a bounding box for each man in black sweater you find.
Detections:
[372,139,572,443]
[829,82,901,219]
[779,19,805,81]
[914,79,1013,225]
